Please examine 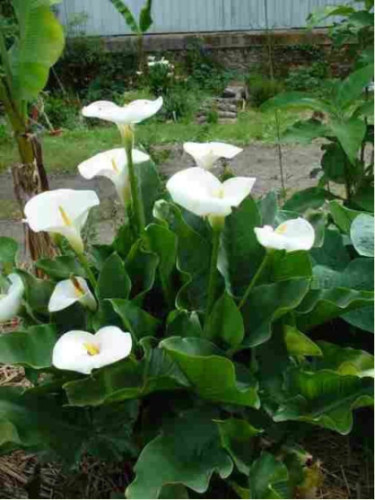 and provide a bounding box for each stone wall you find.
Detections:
[103,29,352,76]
